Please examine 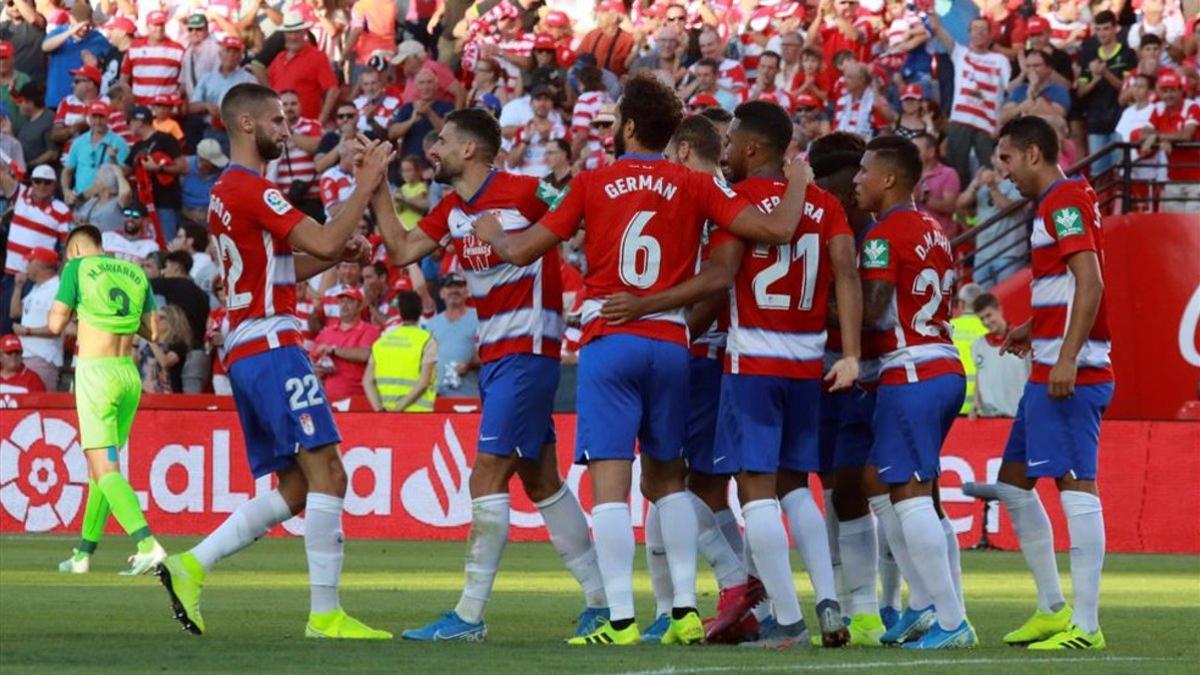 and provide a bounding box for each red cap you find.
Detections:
[390,276,414,296]
[1026,17,1049,36]
[544,10,570,29]
[147,10,169,26]
[597,0,625,15]
[749,7,775,32]
[900,83,924,100]
[26,247,58,266]
[774,3,804,21]
[0,41,13,58]
[103,16,137,35]
[1158,70,1183,89]
[70,64,103,85]
[86,100,111,116]
[690,93,720,109]
[220,35,244,50]
[0,334,21,353]
[794,93,822,109]
[150,94,174,107]
[533,33,556,51]
[336,287,364,302]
